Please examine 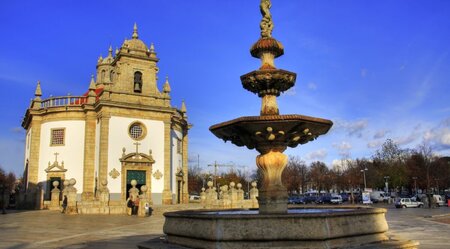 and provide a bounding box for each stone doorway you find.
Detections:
[119,147,155,203]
